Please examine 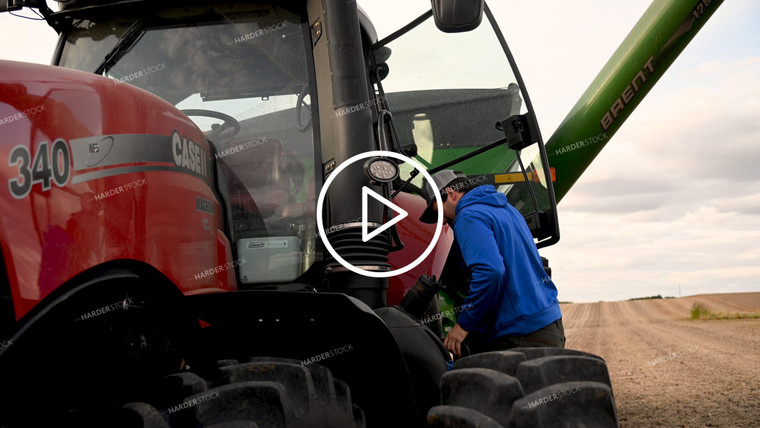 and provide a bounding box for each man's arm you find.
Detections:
[453,212,506,332]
